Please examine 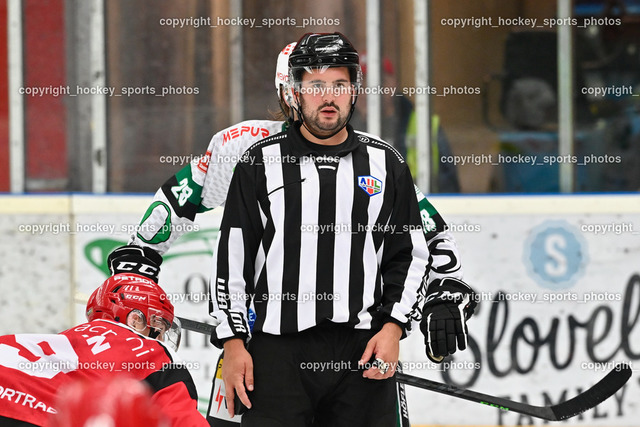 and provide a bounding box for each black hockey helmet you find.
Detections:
[288,32,362,86]
[288,32,362,139]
